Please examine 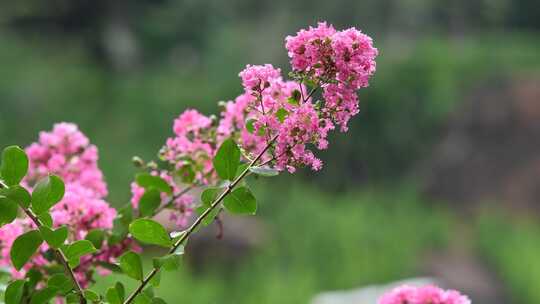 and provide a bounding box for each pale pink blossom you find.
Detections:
[379,285,471,304]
